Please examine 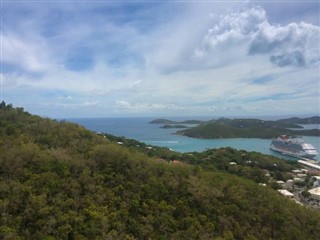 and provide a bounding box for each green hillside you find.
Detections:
[1,102,320,240]
[177,118,320,139]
